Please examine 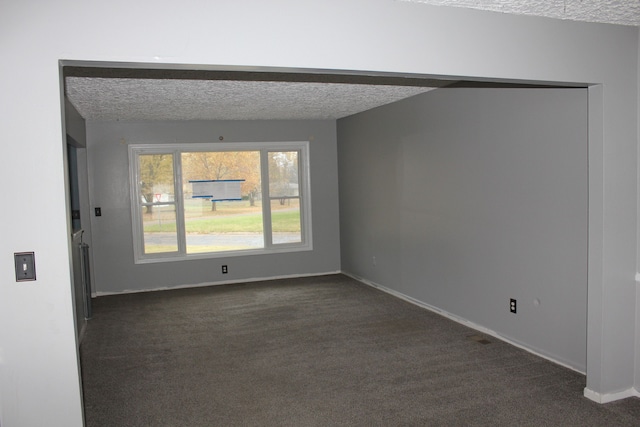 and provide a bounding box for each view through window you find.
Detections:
[130,142,310,263]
